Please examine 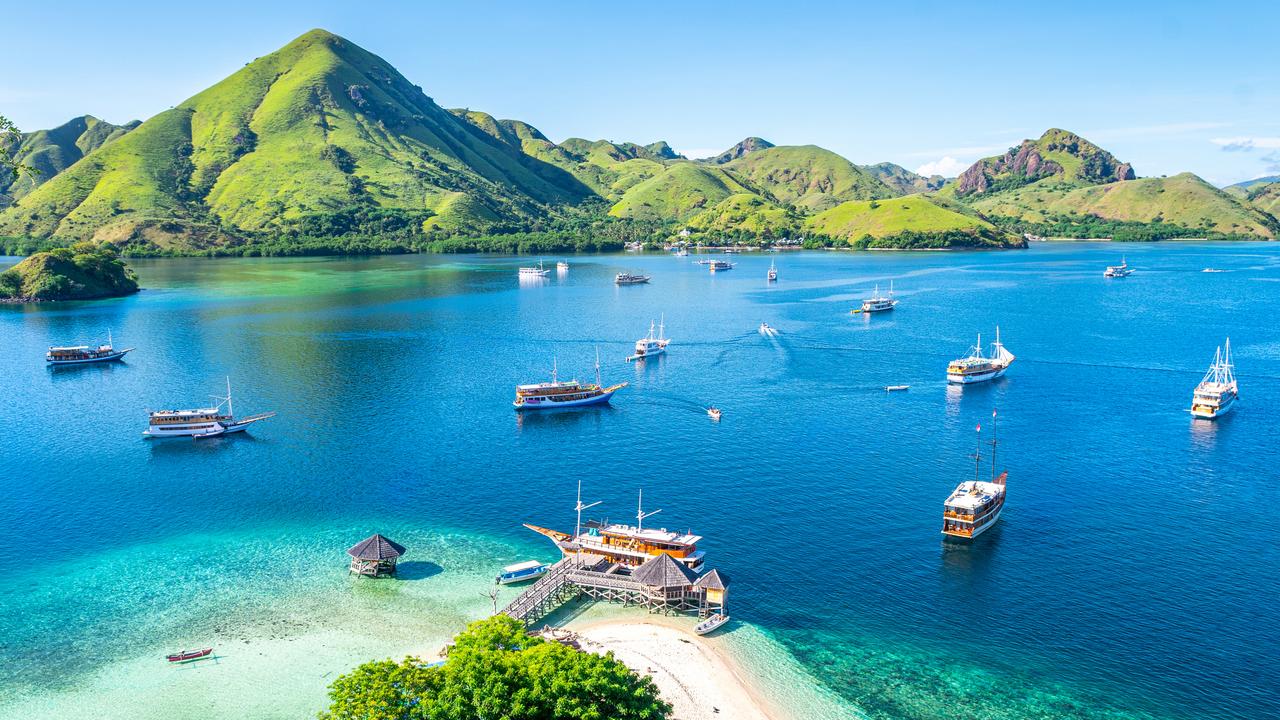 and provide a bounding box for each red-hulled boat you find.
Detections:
[167,647,213,663]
